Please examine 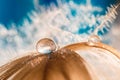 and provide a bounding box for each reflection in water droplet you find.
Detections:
[36,38,57,54]
[88,35,101,46]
